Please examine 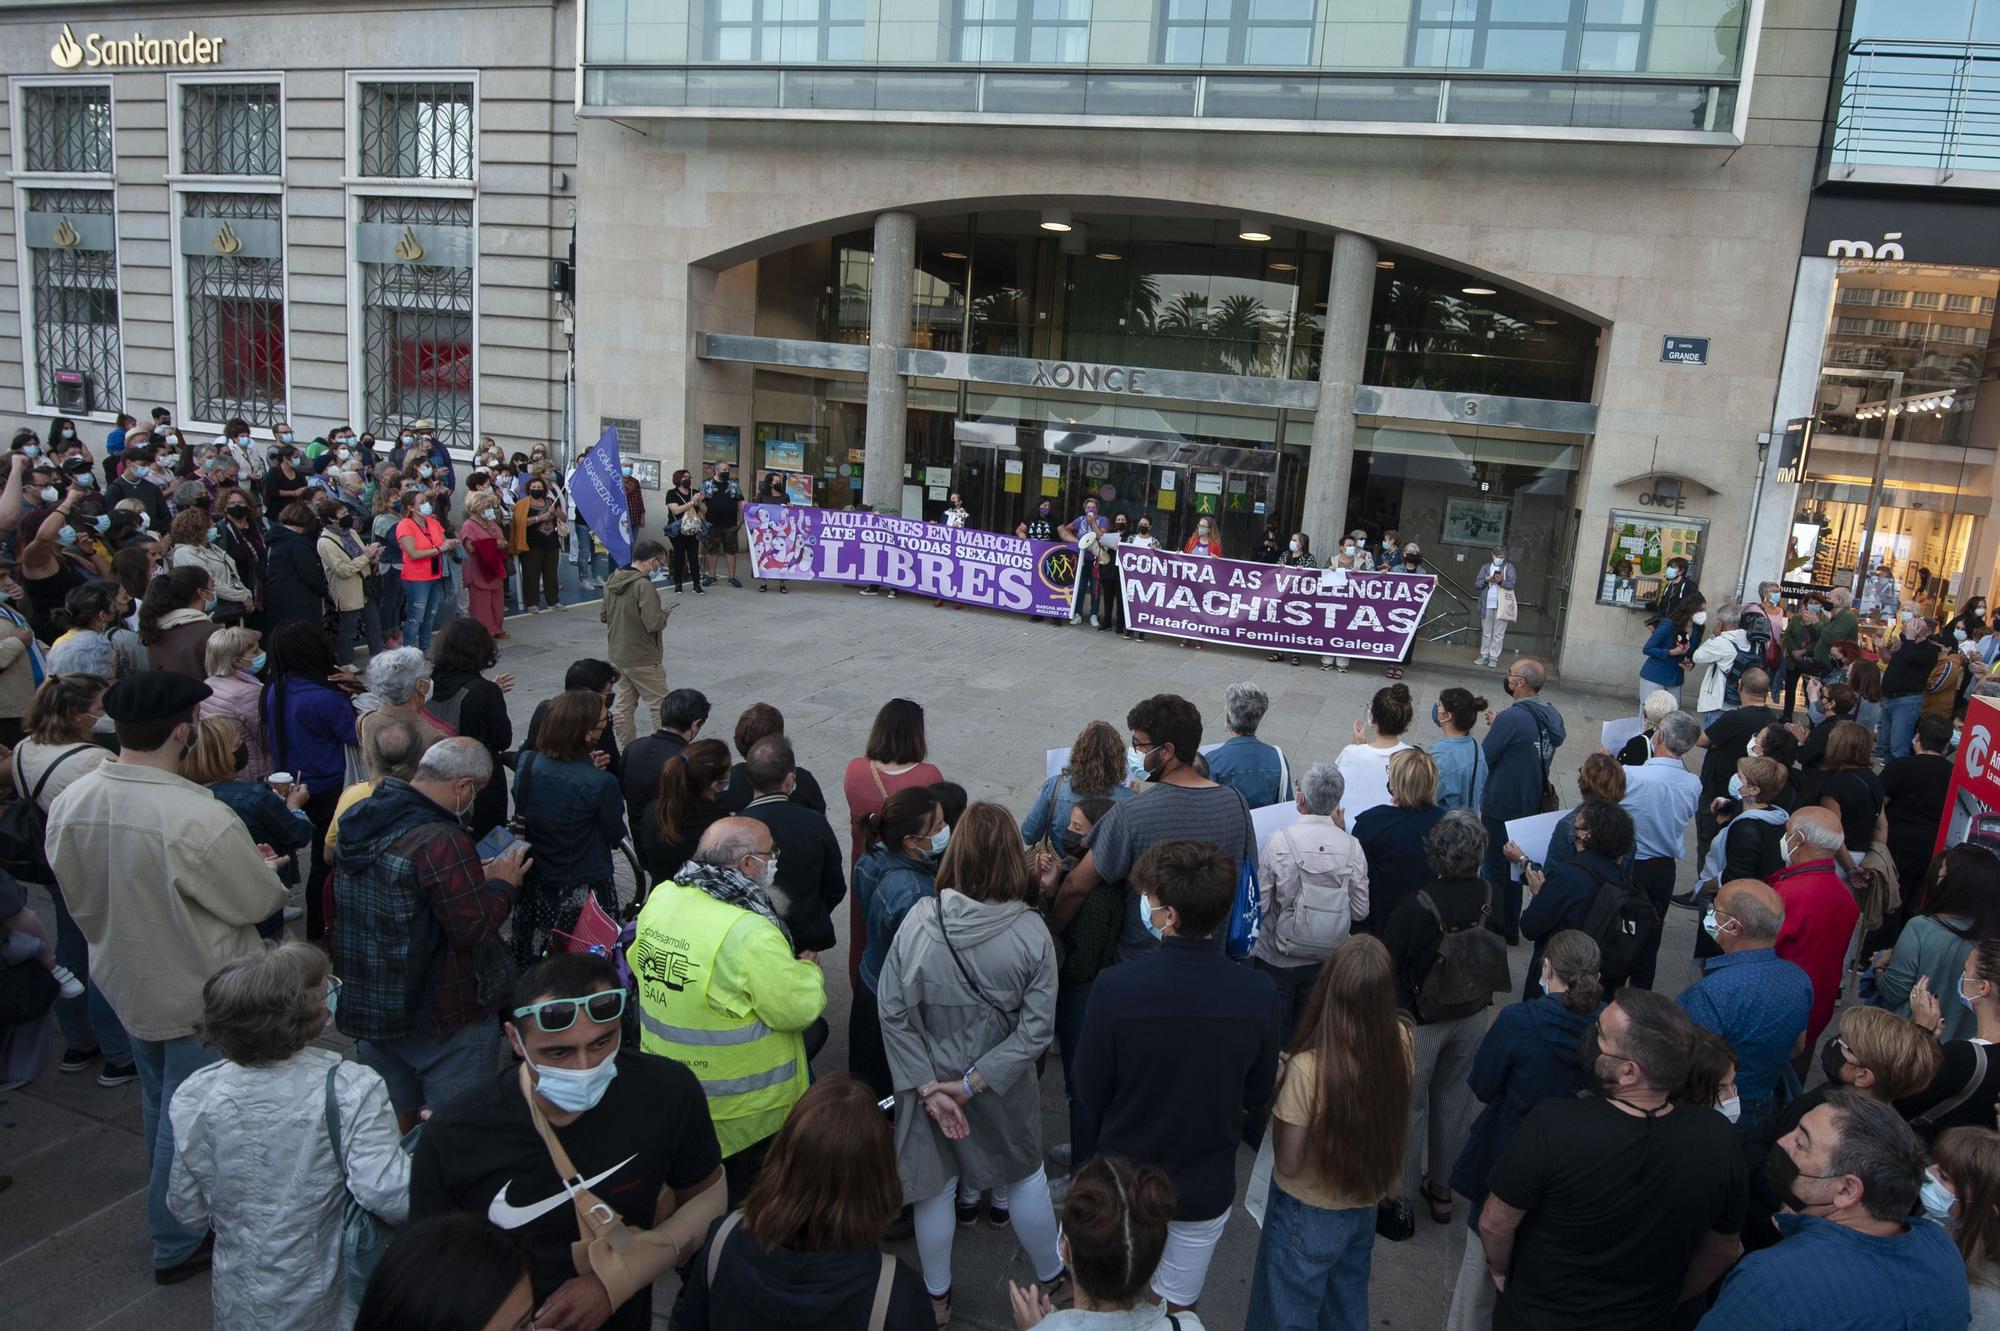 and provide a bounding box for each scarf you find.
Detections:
[671,859,792,947]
